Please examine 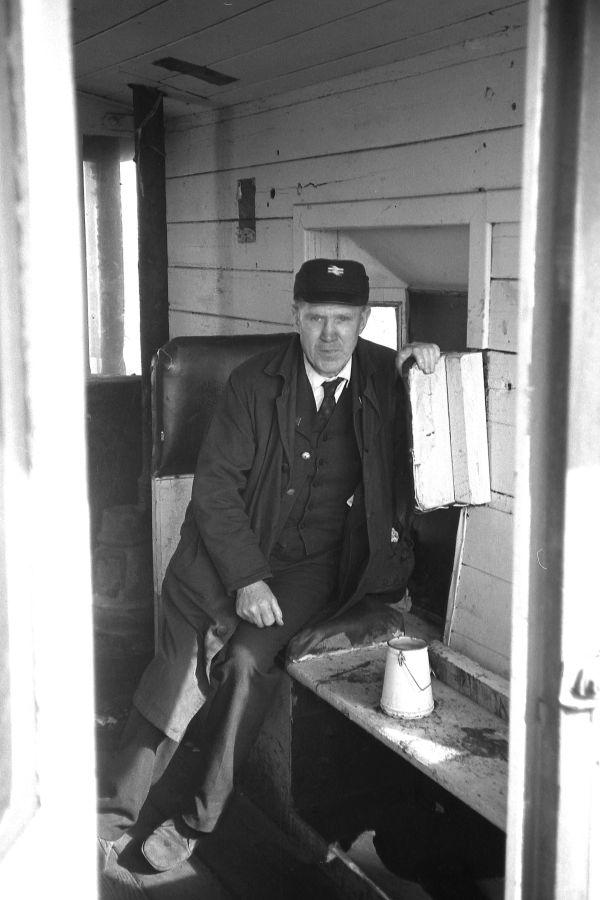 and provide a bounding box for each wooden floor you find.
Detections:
[98,791,347,900]
[97,725,503,900]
